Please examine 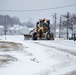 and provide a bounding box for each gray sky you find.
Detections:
[0,0,76,23]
